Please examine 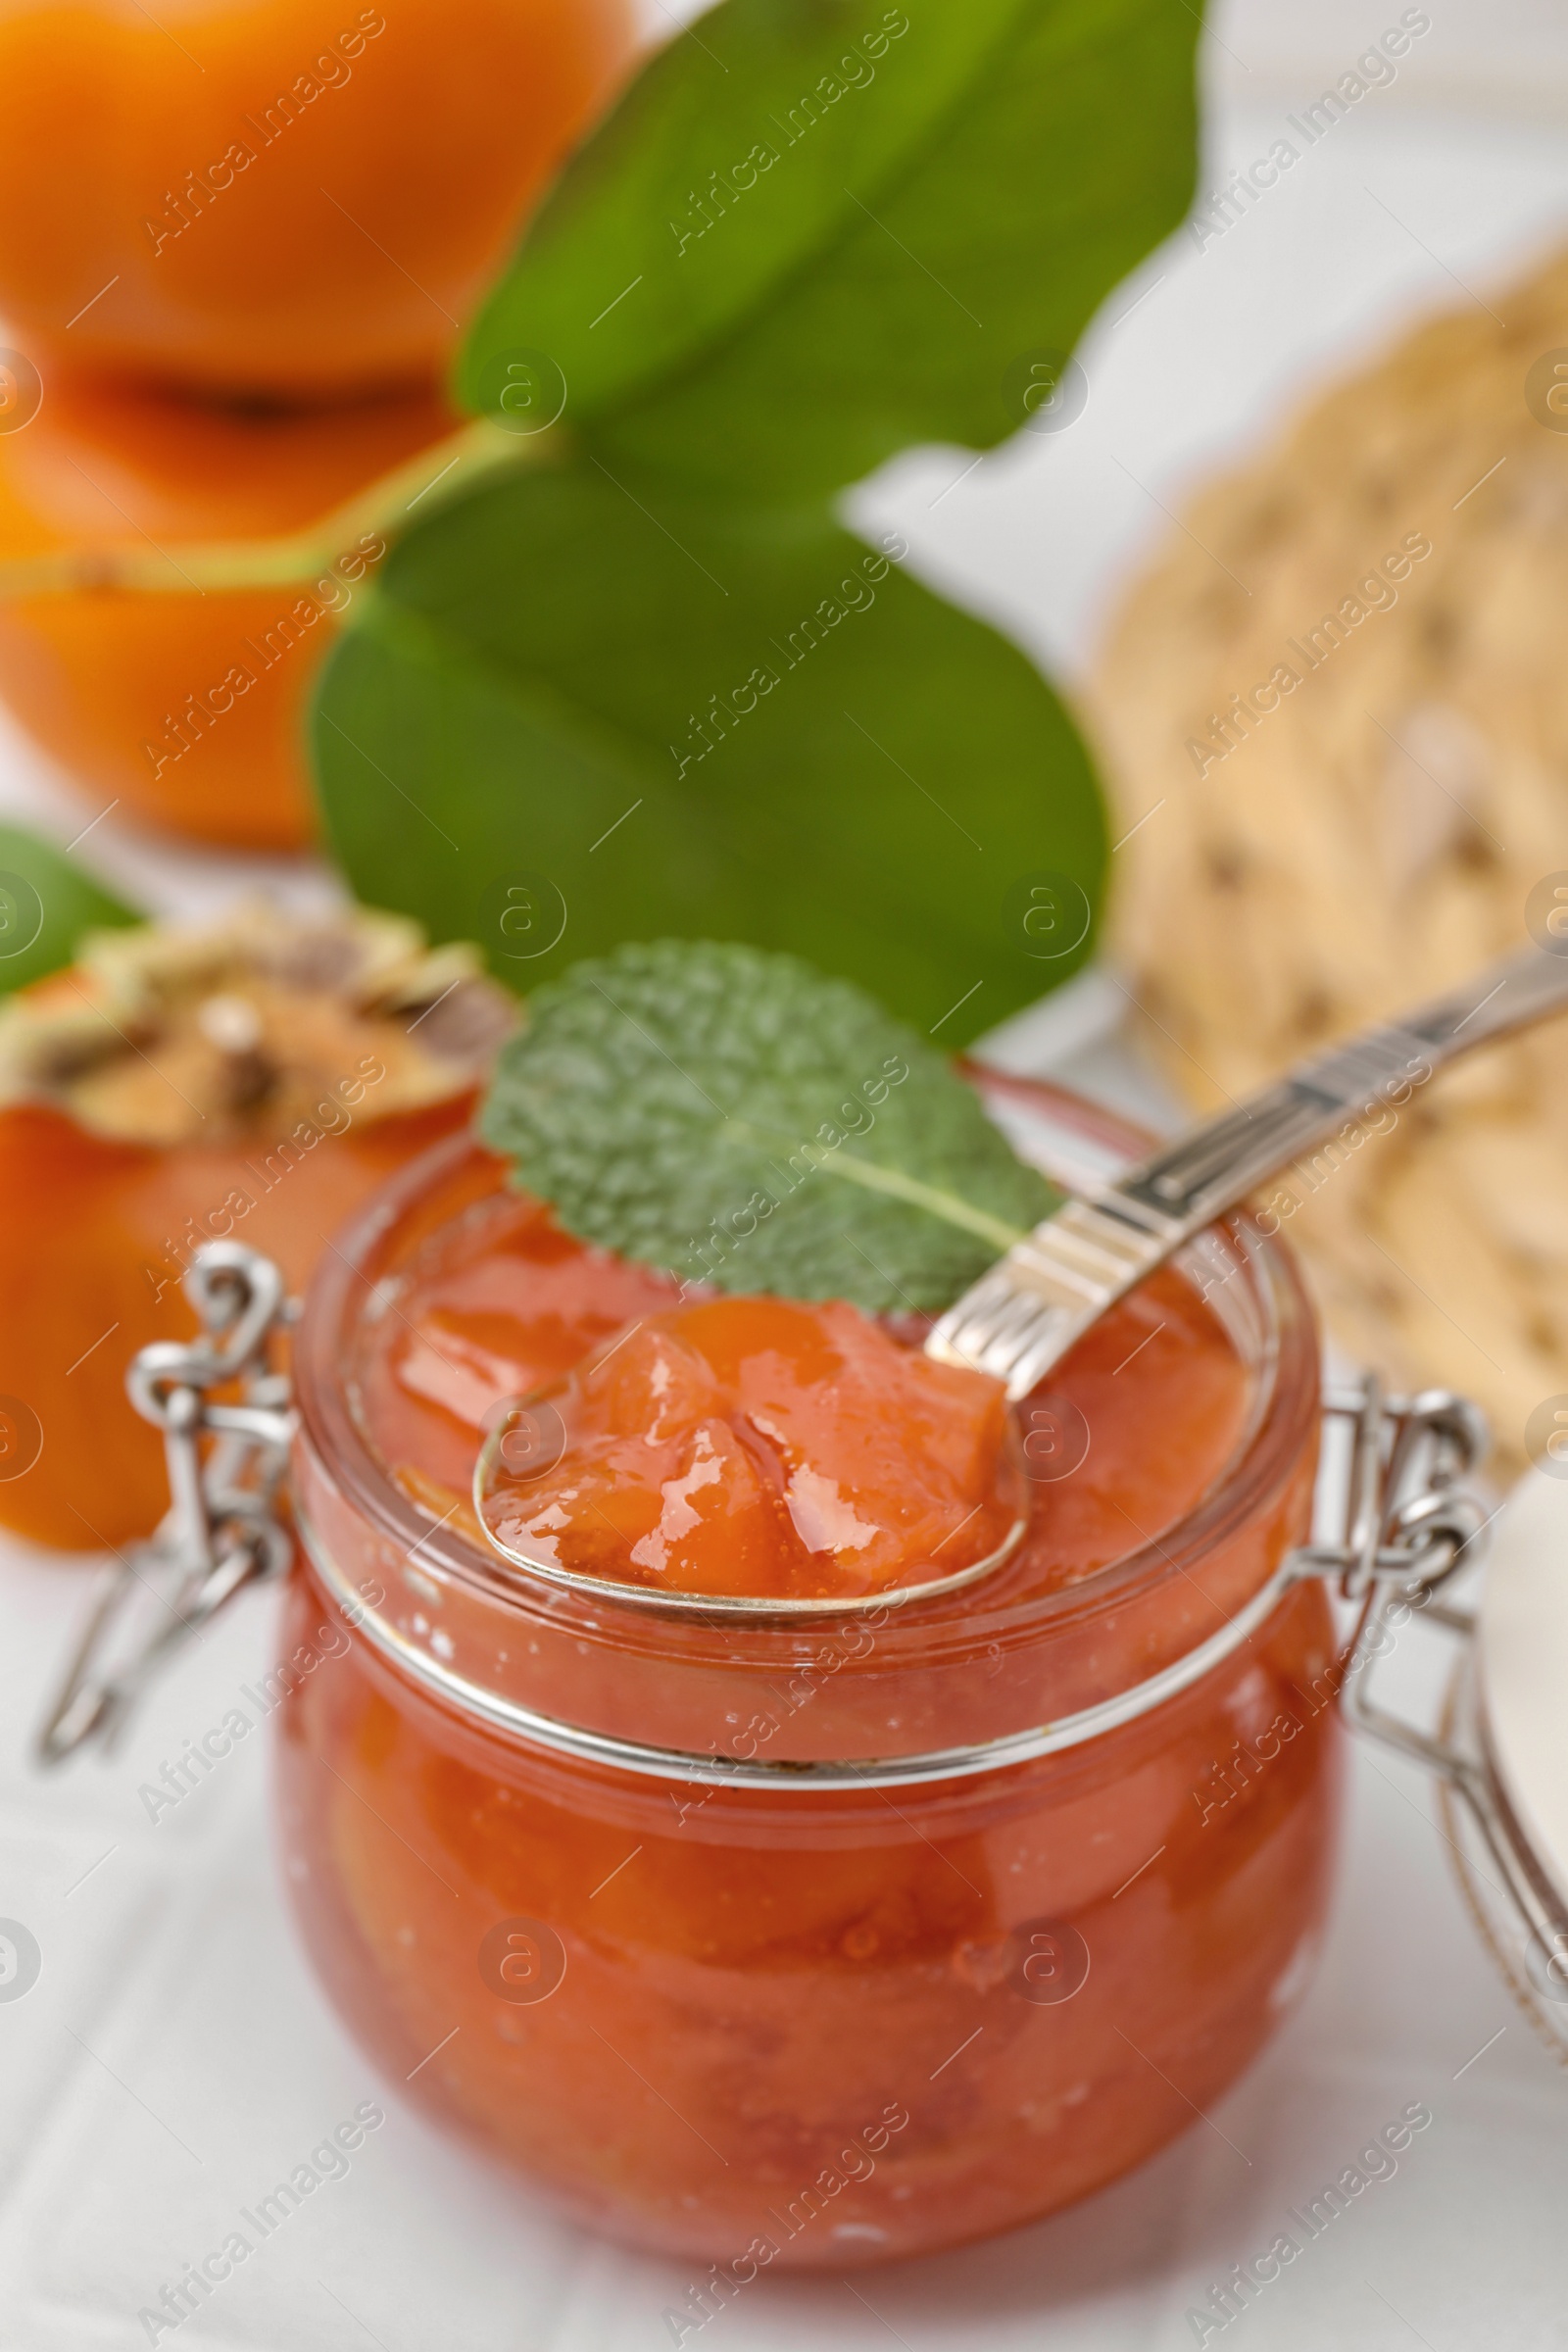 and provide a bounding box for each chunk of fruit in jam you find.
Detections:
[480,1294,1017,1602]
